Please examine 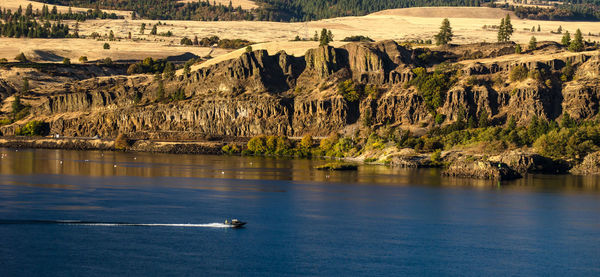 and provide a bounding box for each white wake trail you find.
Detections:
[74,222,231,228]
